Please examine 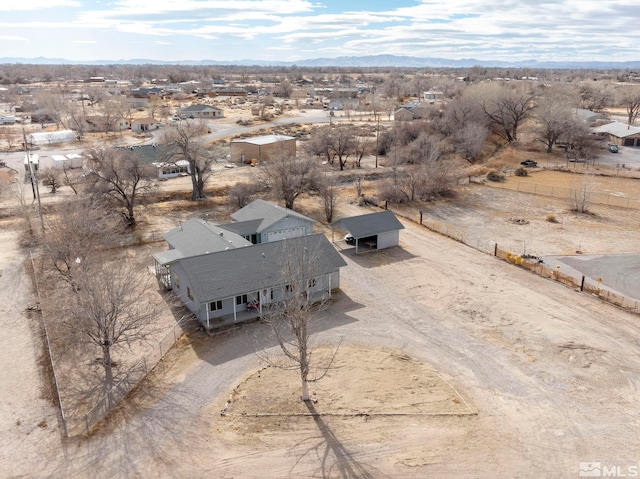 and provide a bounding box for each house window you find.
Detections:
[174,273,180,289]
[308,278,317,289]
[187,287,194,301]
[209,300,223,312]
[236,294,248,305]
[285,284,293,293]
